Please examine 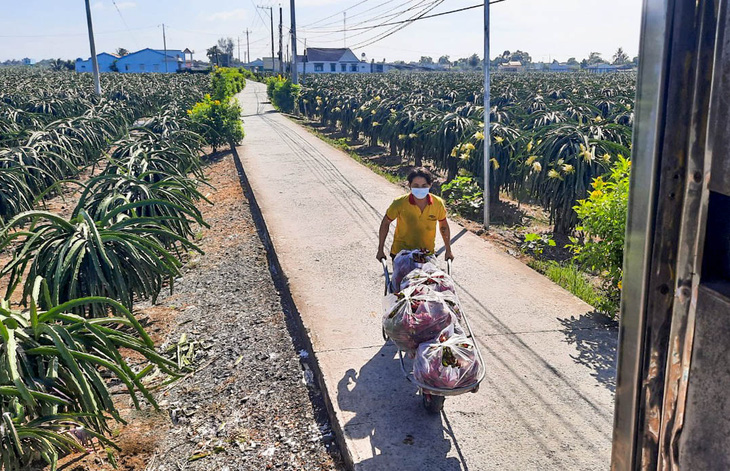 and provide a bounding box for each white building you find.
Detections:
[296,48,371,74]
